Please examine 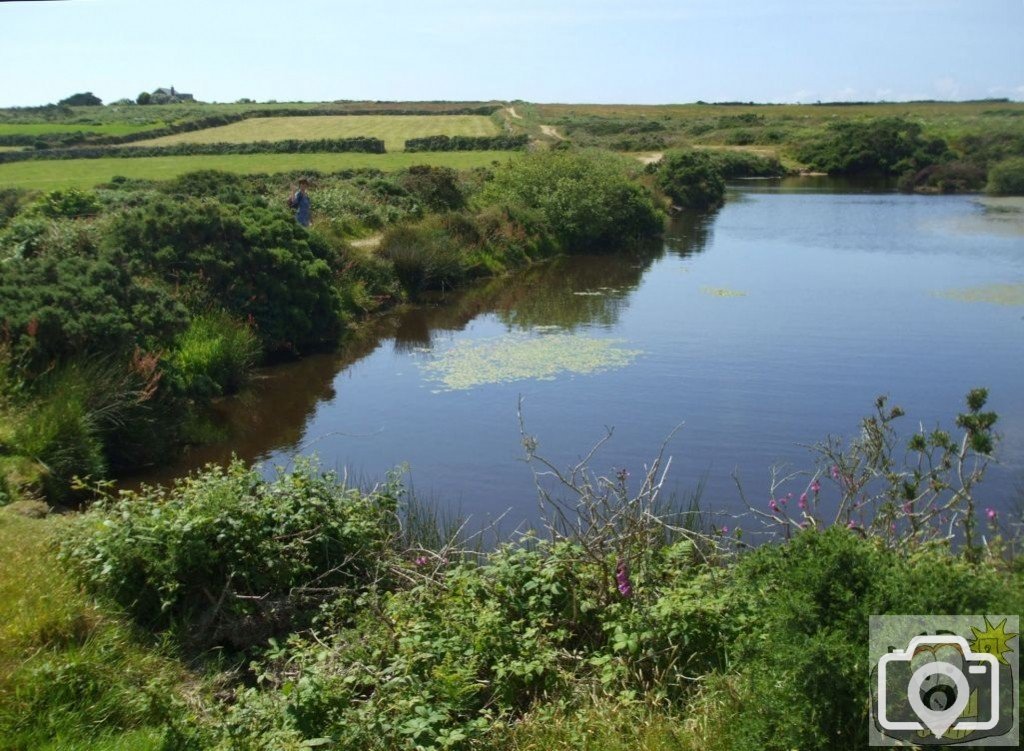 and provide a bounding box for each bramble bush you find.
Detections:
[59,458,401,648]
